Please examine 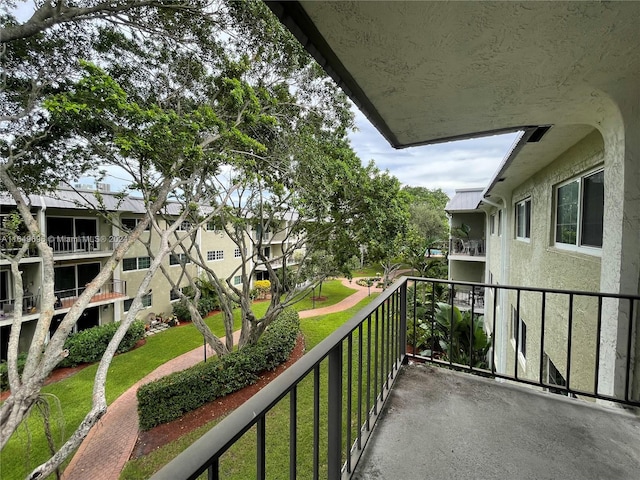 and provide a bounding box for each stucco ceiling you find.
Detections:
[267,1,640,151]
